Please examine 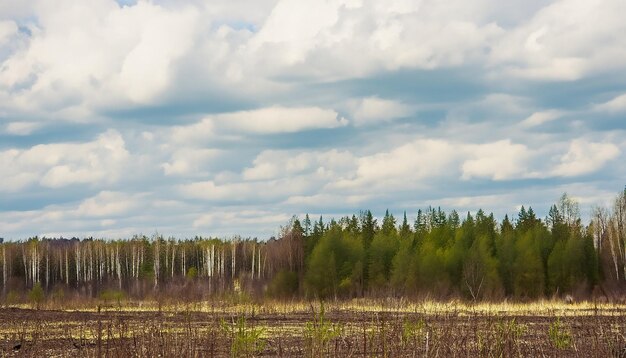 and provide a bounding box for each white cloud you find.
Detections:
[349,97,413,126]
[171,106,347,143]
[1,0,625,239]
[242,149,355,181]
[0,191,195,238]
[490,0,626,80]
[192,209,290,230]
[162,148,221,176]
[283,193,368,207]
[4,121,41,135]
[0,0,199,115]
[113,2,198,103]
[552,139,620,177]
[332,139,459,191]
[76,191,144,218]
[247,0,503,80]
[179,176,315,202]
[216,106,347,133]
[1,0,623,124]
[520,110,563,127]
[438,193,514,209]
[461,140,531,180]
[0,20,17,44]
[0,129,129,191]
[595,93,626,113]
[170,118,217,144]
[0,2,33,20]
